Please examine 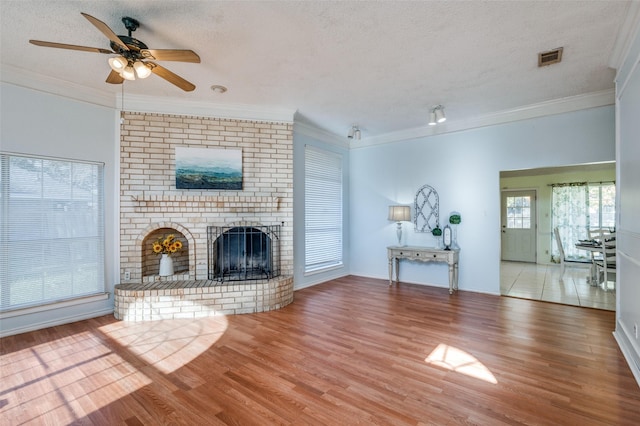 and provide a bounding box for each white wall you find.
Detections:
[614,20,640,384]
[0,83,117,336]
[293,124,350,289]
[349,106,615,294]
